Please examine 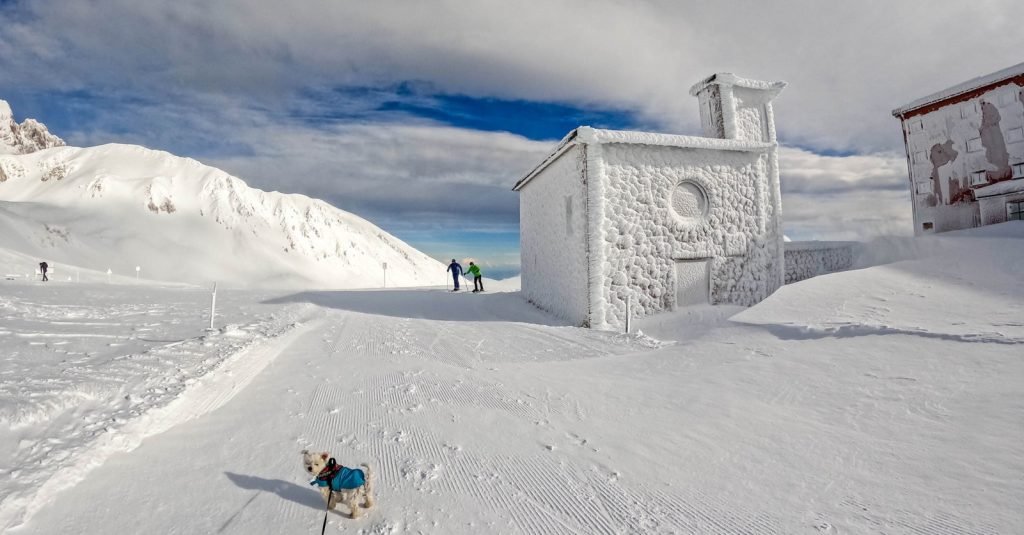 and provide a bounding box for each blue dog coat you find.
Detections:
[311,463,366,491]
